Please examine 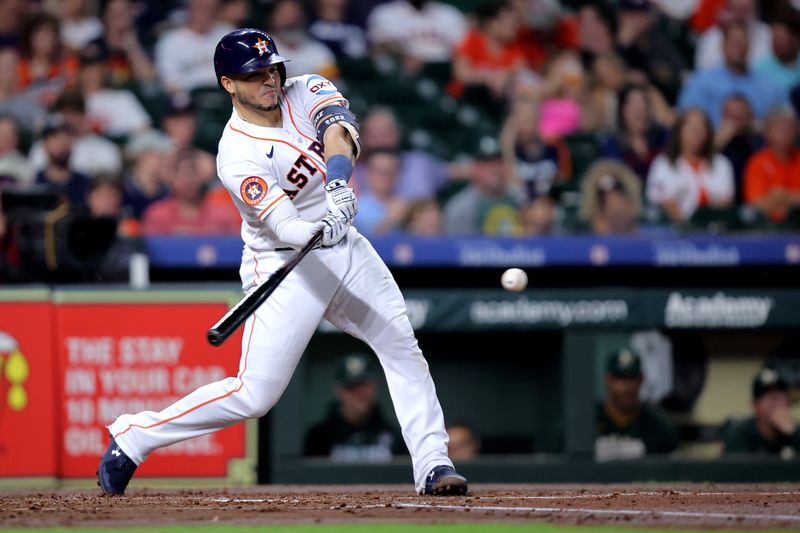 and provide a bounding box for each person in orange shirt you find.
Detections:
[511,0,579,72]
[450,1,530,102]
[142,148,241,235]
[17,14,79,95]
[743,107,800,222]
